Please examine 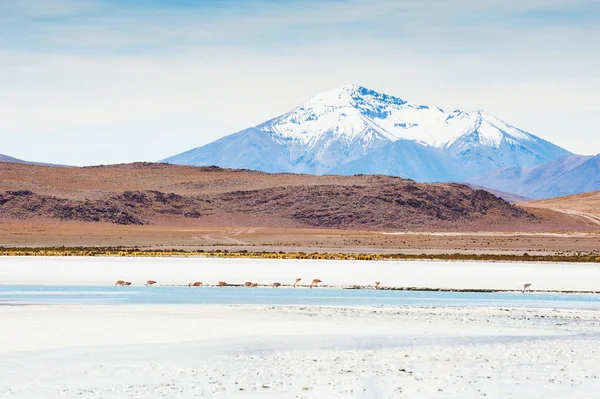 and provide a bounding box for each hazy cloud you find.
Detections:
[0,0,598,164]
